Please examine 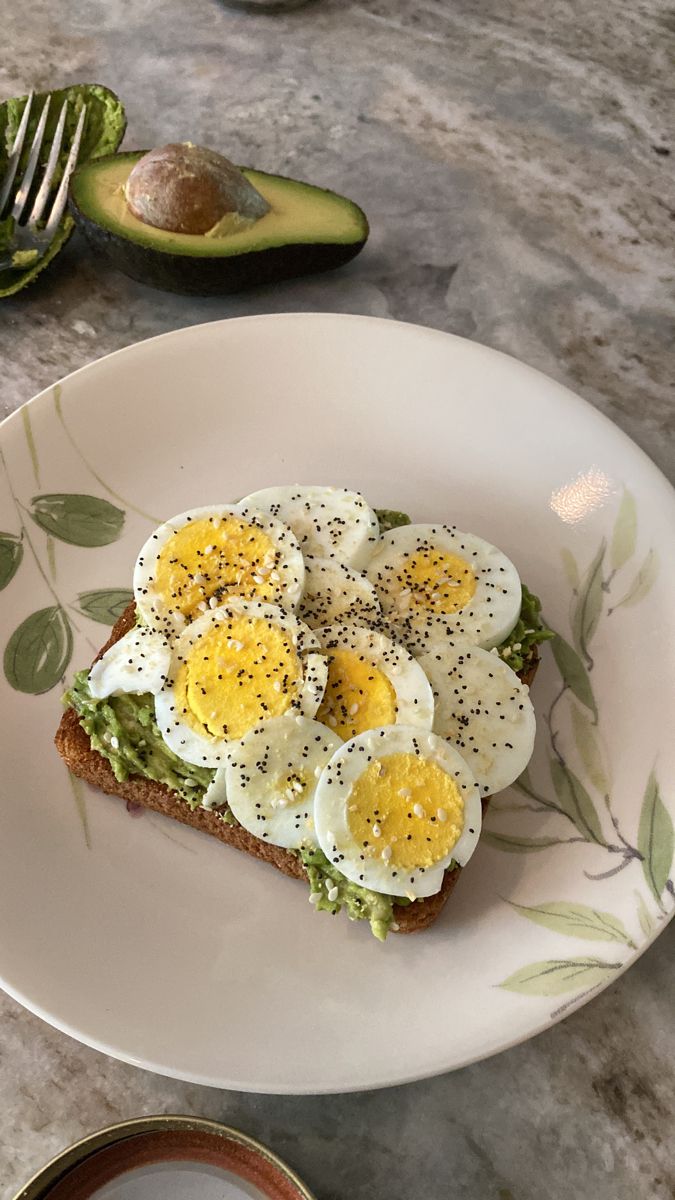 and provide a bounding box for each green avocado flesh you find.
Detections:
[300,848,410,942]
[64,508,551,940]
[0,84,126,299]
[67,670,216,807]
[69,151,369,295]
